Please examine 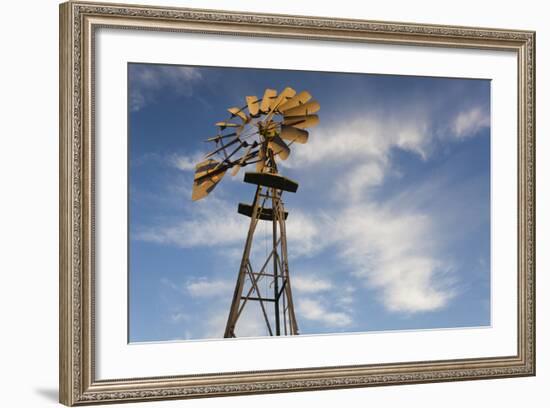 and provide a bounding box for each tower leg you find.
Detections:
[224,186,262,338]
[274,190,299,335]
[272,187,281,336]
